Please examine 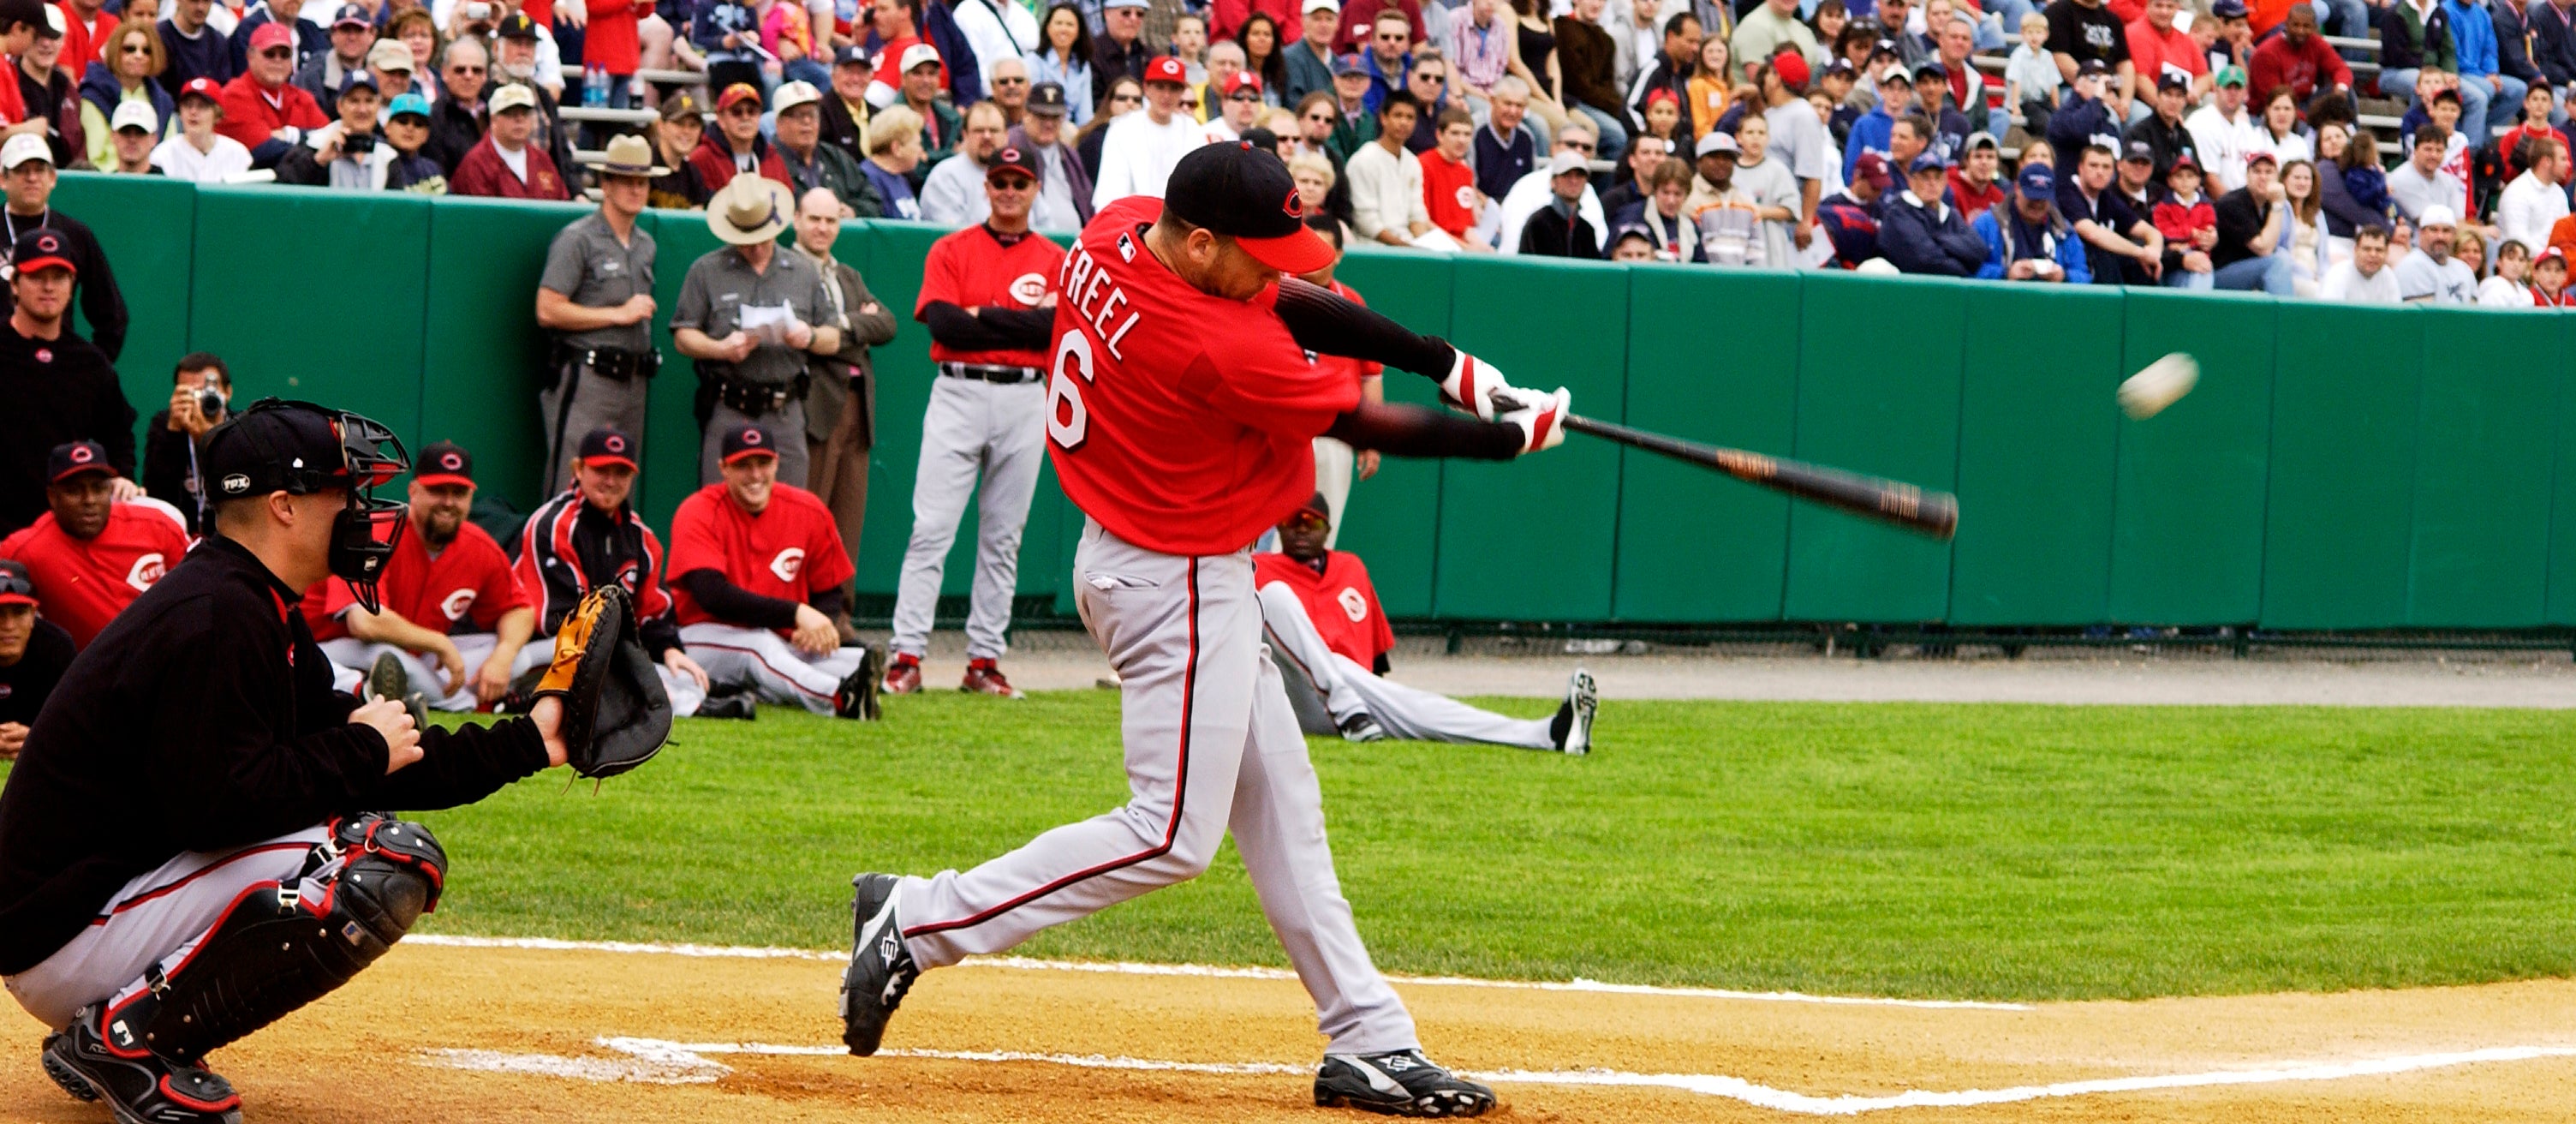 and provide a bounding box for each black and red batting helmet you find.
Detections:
[1164,140,1336,275]
[200,399,413,613]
